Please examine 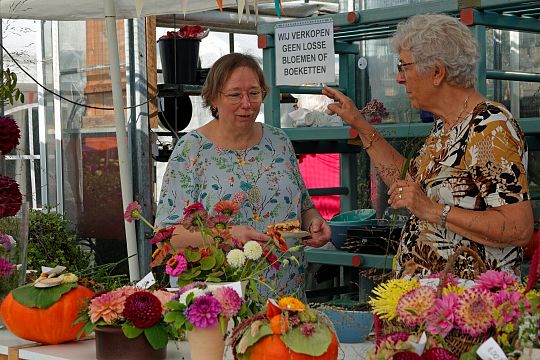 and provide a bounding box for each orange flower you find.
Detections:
[213,200,240,217]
